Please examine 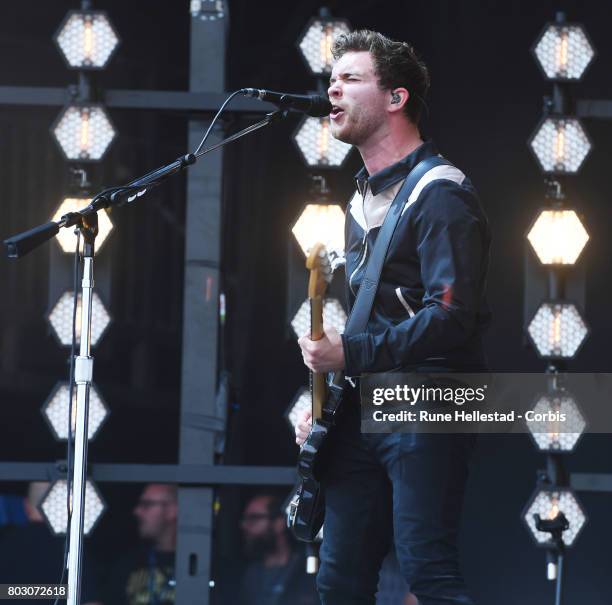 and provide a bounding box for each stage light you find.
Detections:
[41,382,109,442]
[526,391,586,452]
[51,197,114,253]
[291,297,346,339]
[529,117,591,175]
[190,0,225,20]
[292,203,345,257]
[54,10,120,70]
[285,387,311,431]
[523,487,586,547]
[532,22,595,81]
[294,116,352,168]
[52,105,116,162]
[48,290,111,347]
[298,15,351,75]
[527,209,589,265]
[527,302,588,359]
[39,479,106,536]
